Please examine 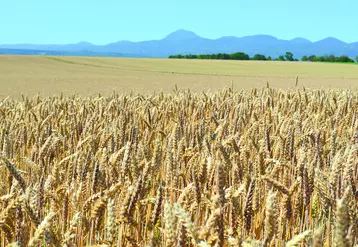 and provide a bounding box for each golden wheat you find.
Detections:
[0,87,357,247]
